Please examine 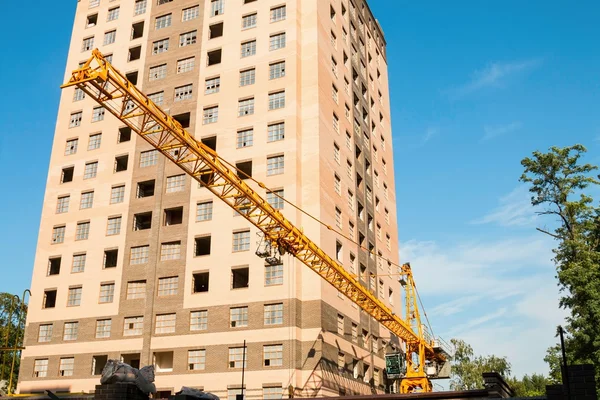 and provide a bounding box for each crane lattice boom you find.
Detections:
[61,50,447,393]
